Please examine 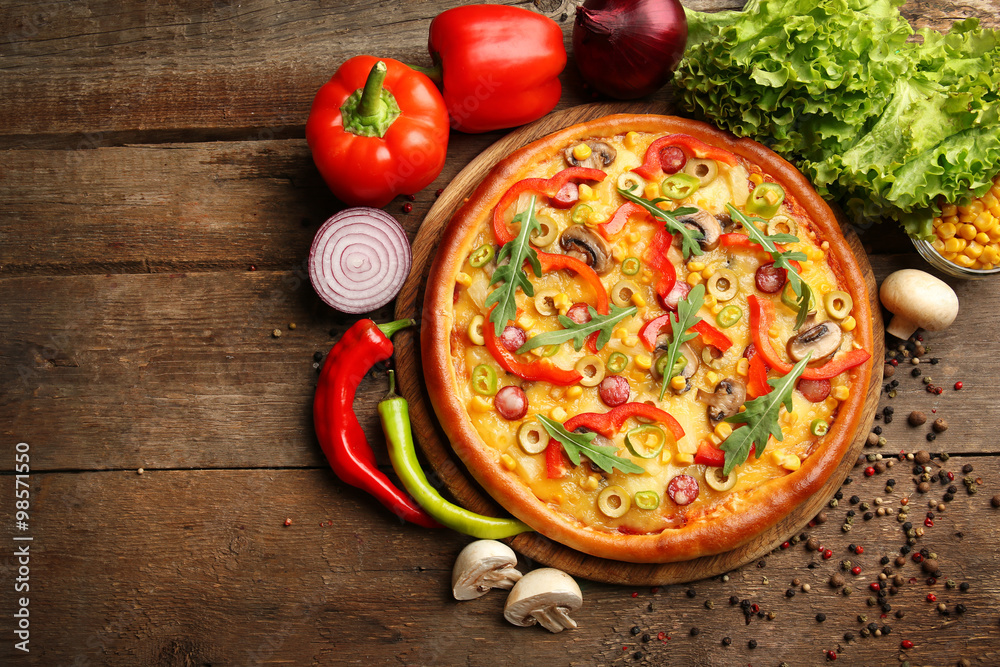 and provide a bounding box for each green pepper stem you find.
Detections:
[357,61,389,122]
[405,62,443,85]
[377,318,414,340]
